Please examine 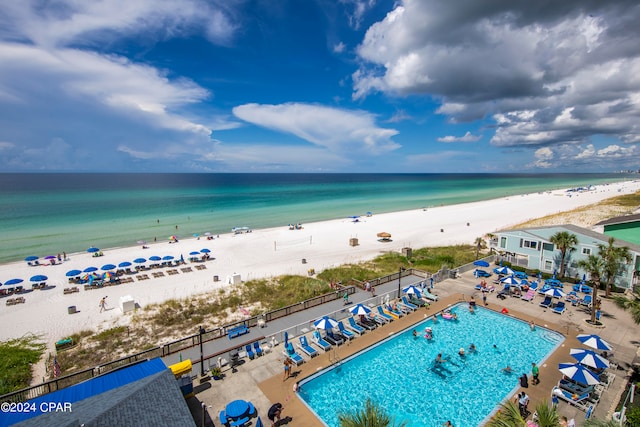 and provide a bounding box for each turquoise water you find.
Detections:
[299,304,564,427]
[0,173,631,262]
